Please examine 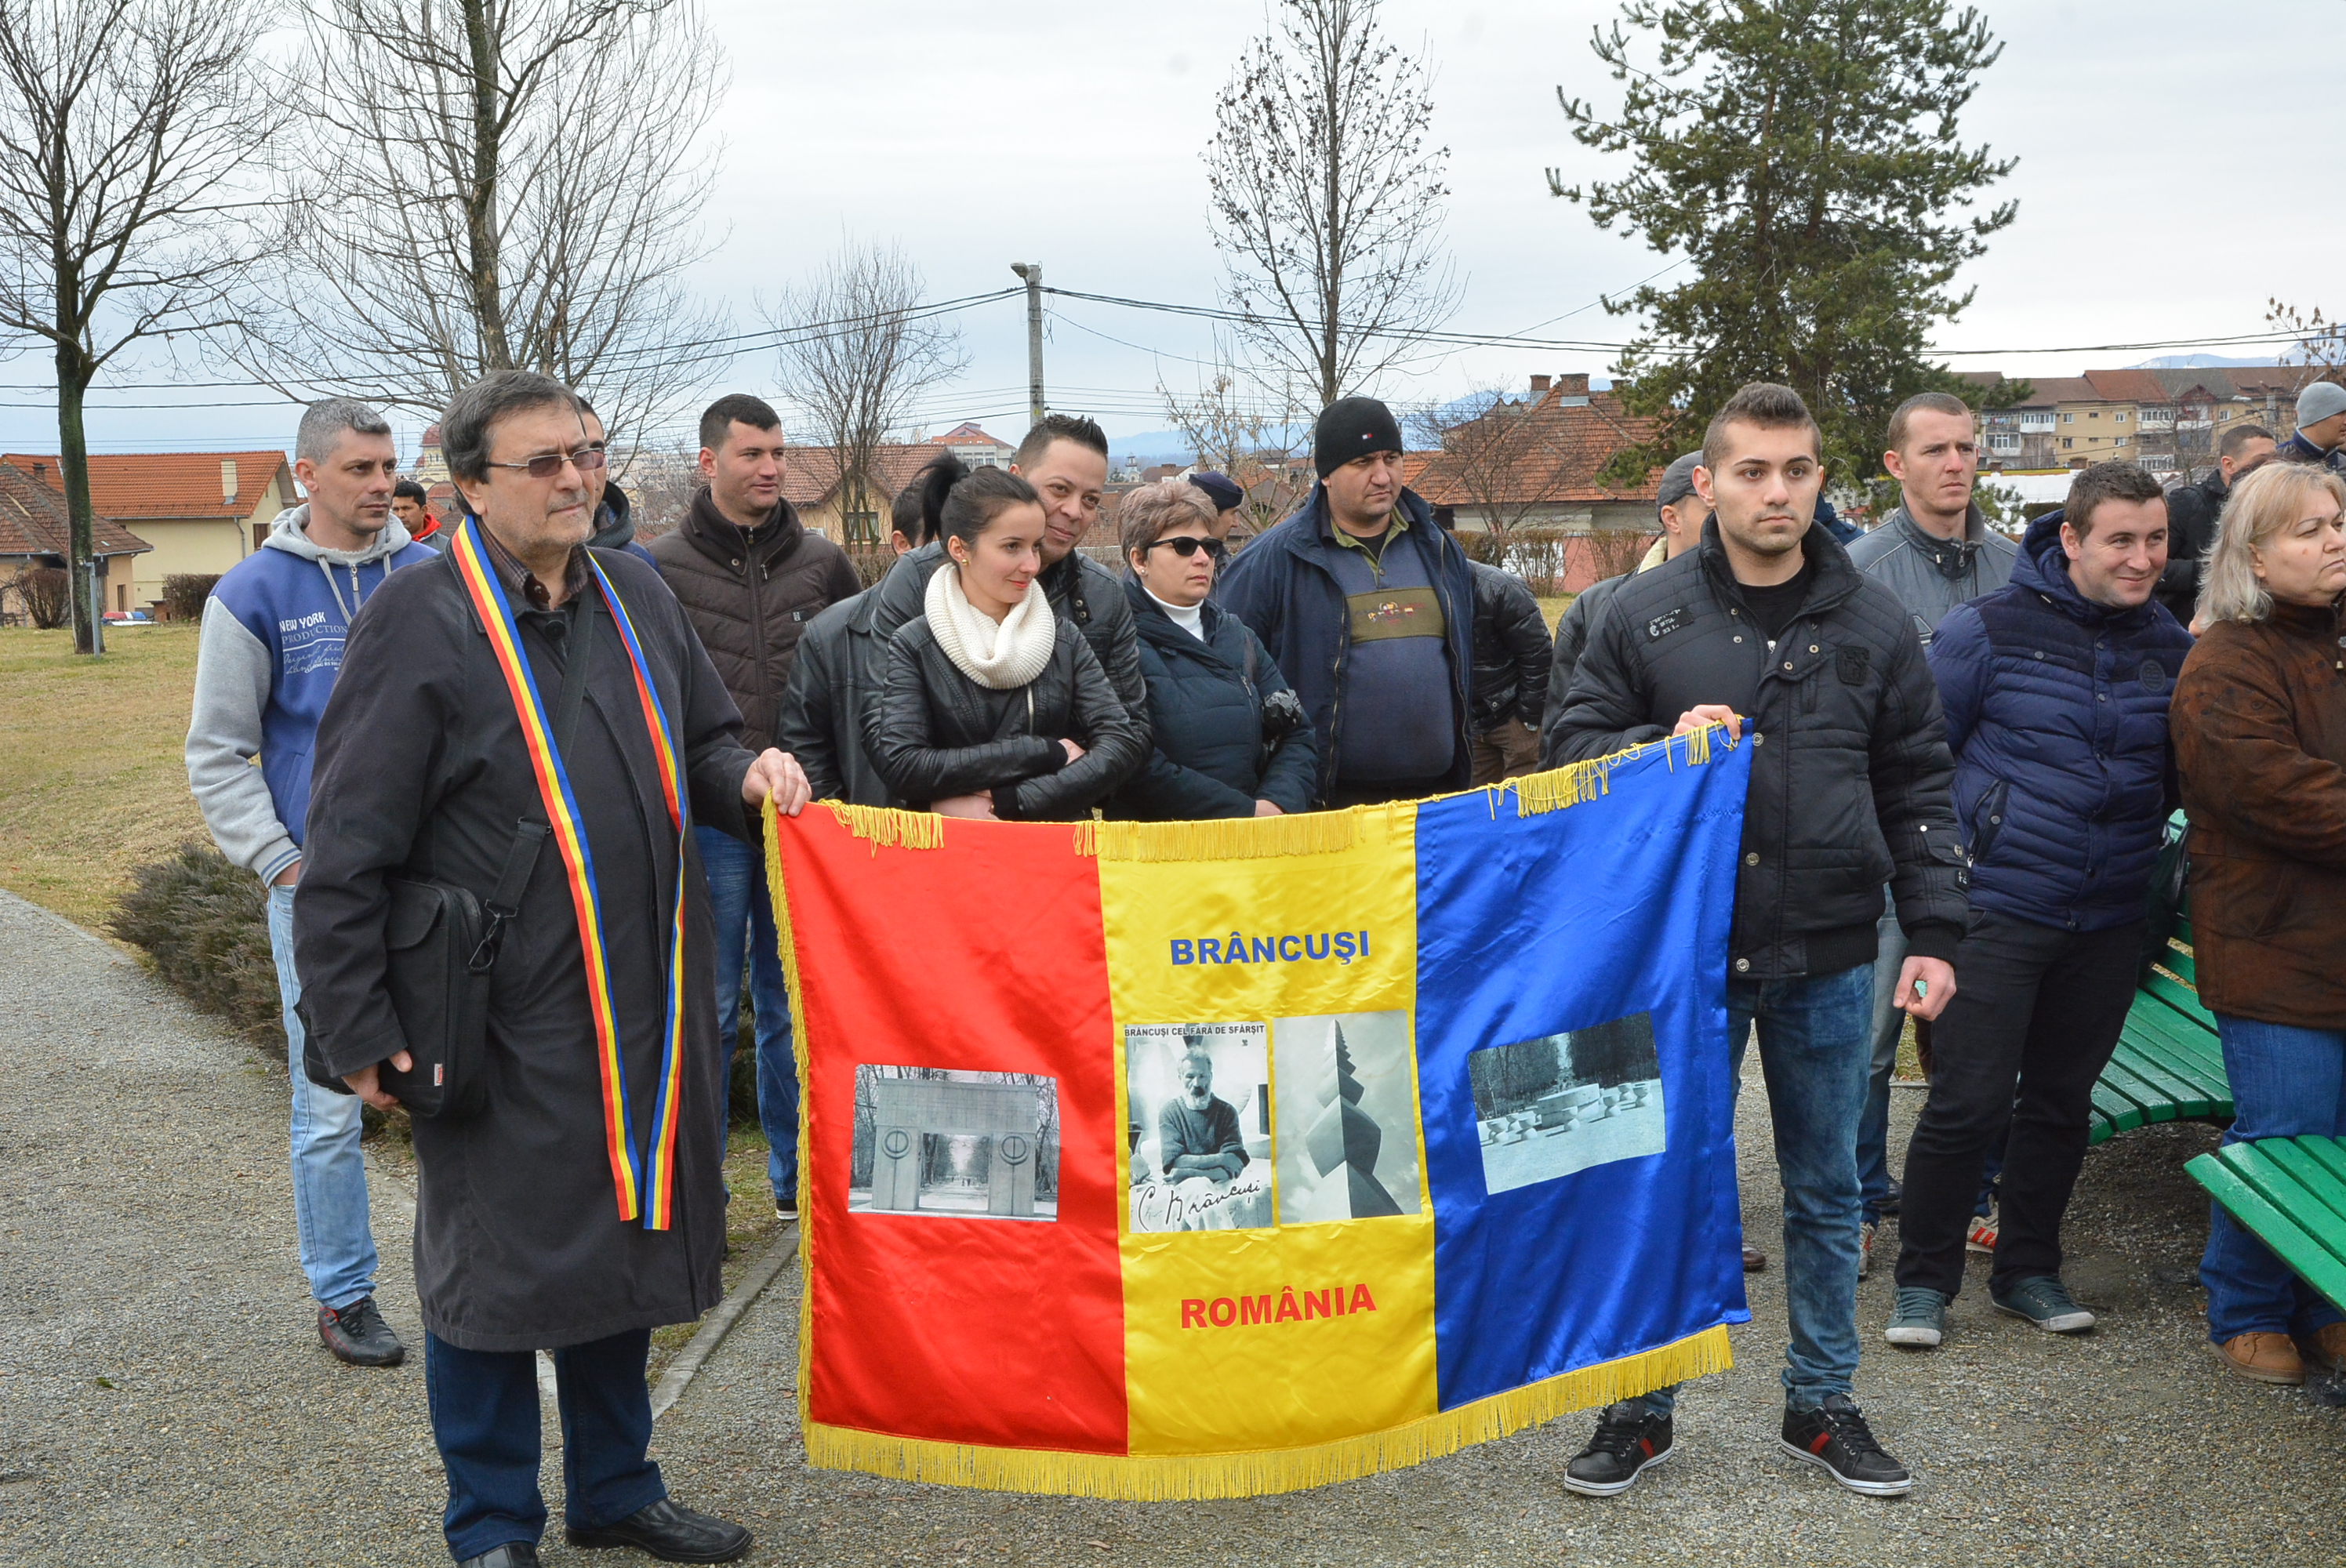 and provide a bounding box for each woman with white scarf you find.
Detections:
[867,461,1145,820]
